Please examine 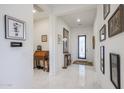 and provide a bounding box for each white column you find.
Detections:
[48,14,57,75]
